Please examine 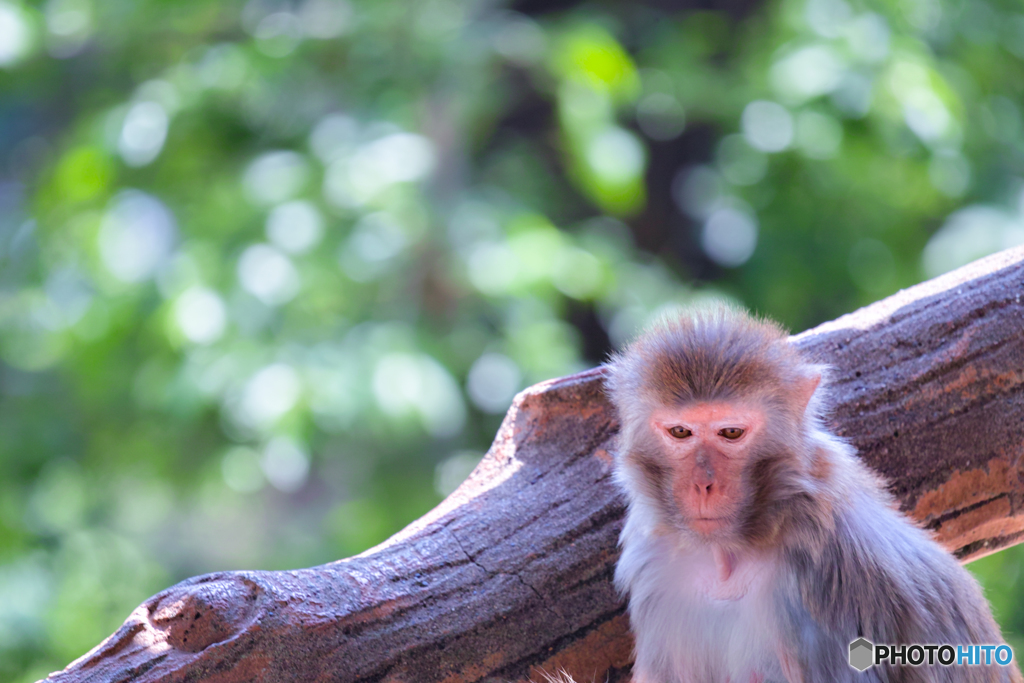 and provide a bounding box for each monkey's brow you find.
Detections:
[654,411,755,423]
